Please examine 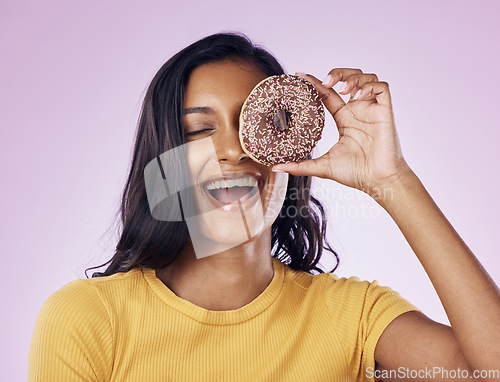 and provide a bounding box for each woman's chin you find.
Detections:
[199,210,266,243]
